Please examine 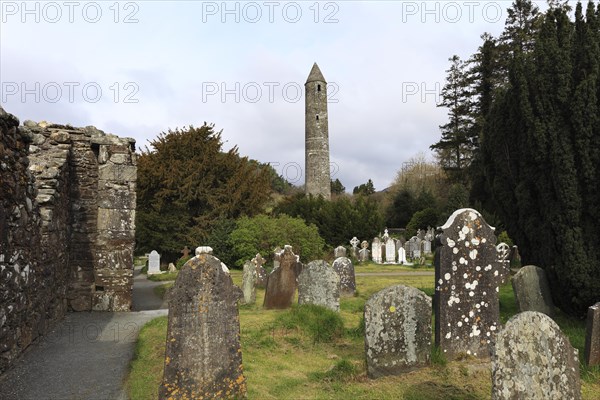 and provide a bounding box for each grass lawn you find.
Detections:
[127,264,600,399]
